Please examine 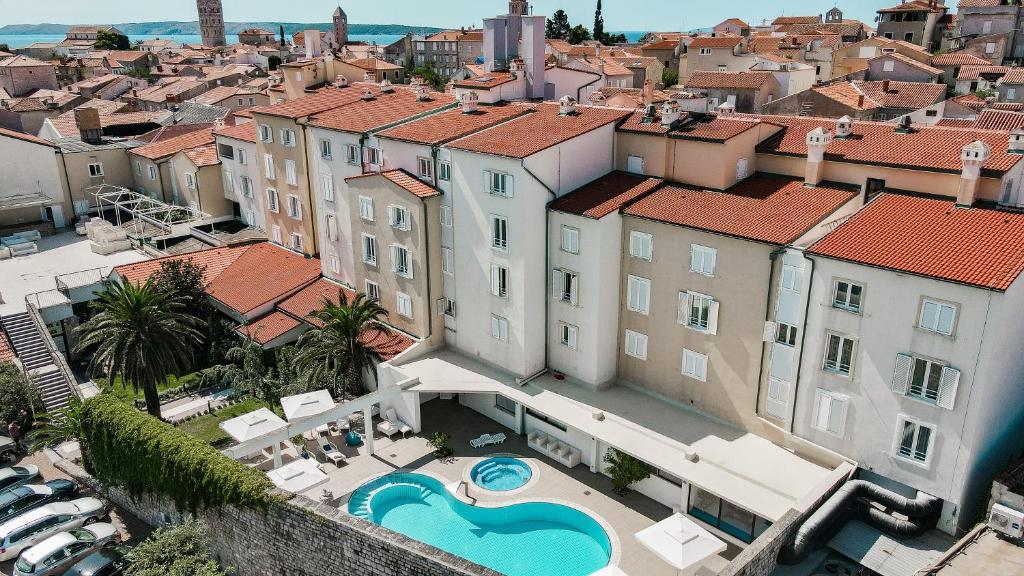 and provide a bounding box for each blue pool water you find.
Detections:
[471,457,532,492]
[348,472,610,576]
